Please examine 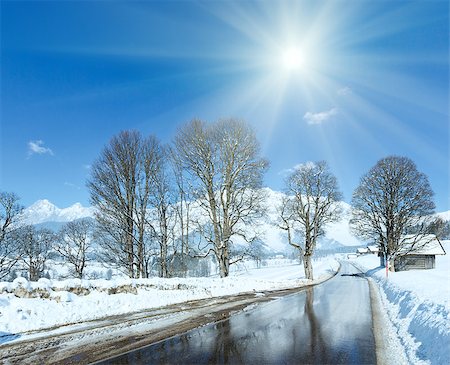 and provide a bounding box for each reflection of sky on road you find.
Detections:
[103,262,375,364]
